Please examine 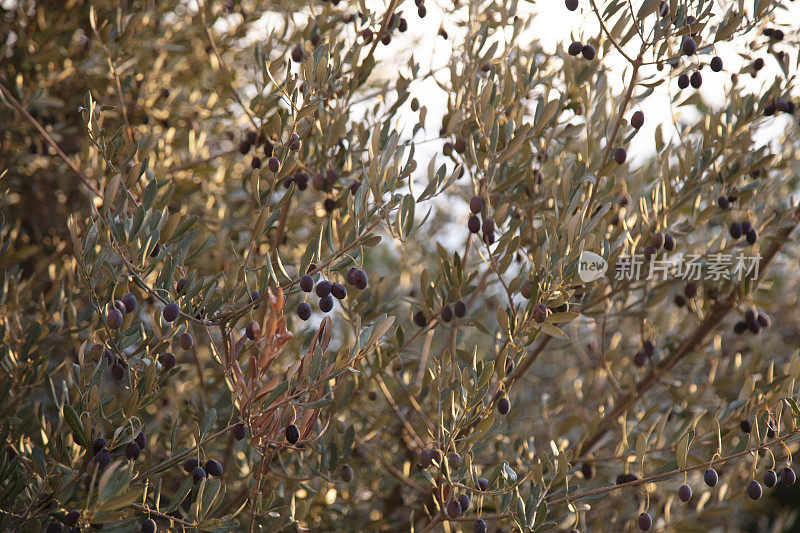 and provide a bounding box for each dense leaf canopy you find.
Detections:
[1,0,800,531]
